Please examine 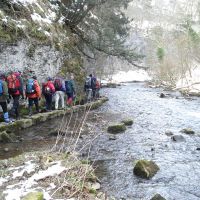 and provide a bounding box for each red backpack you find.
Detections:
[7,74,20,94]
[54,78,62,91]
